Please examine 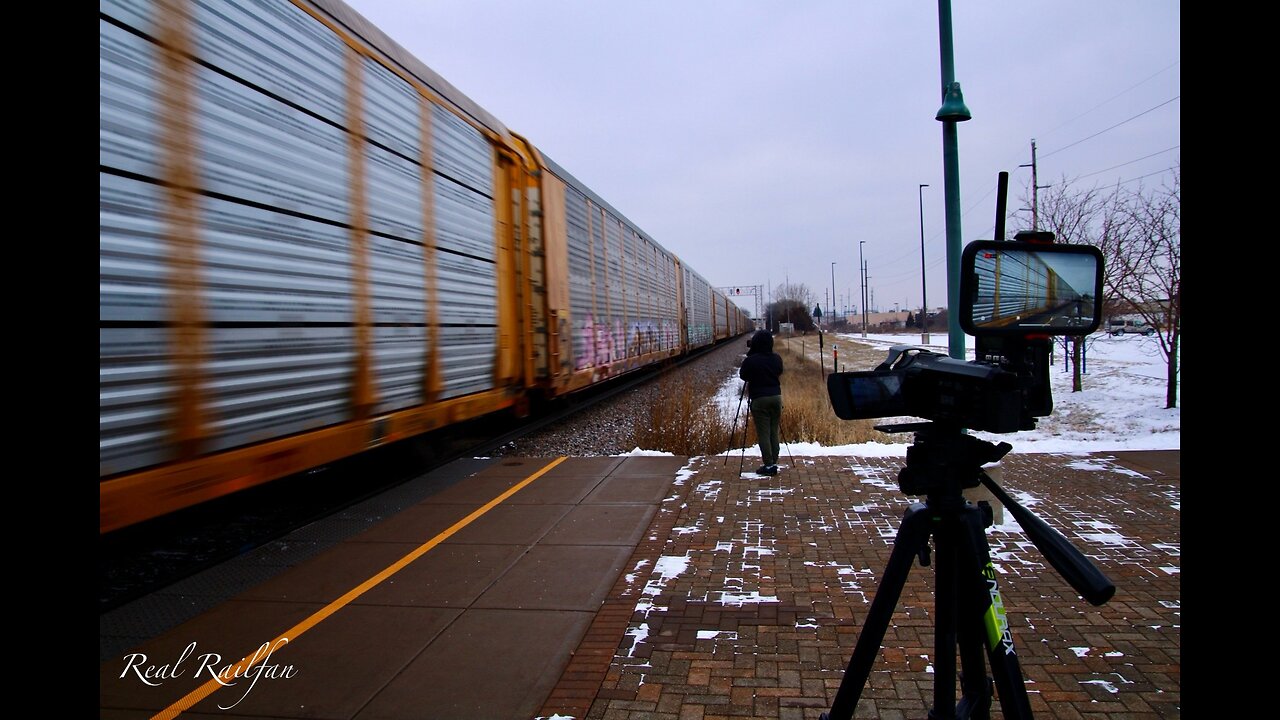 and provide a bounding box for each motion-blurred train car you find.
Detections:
[969,246,1094,328]
[100,0,749,533]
